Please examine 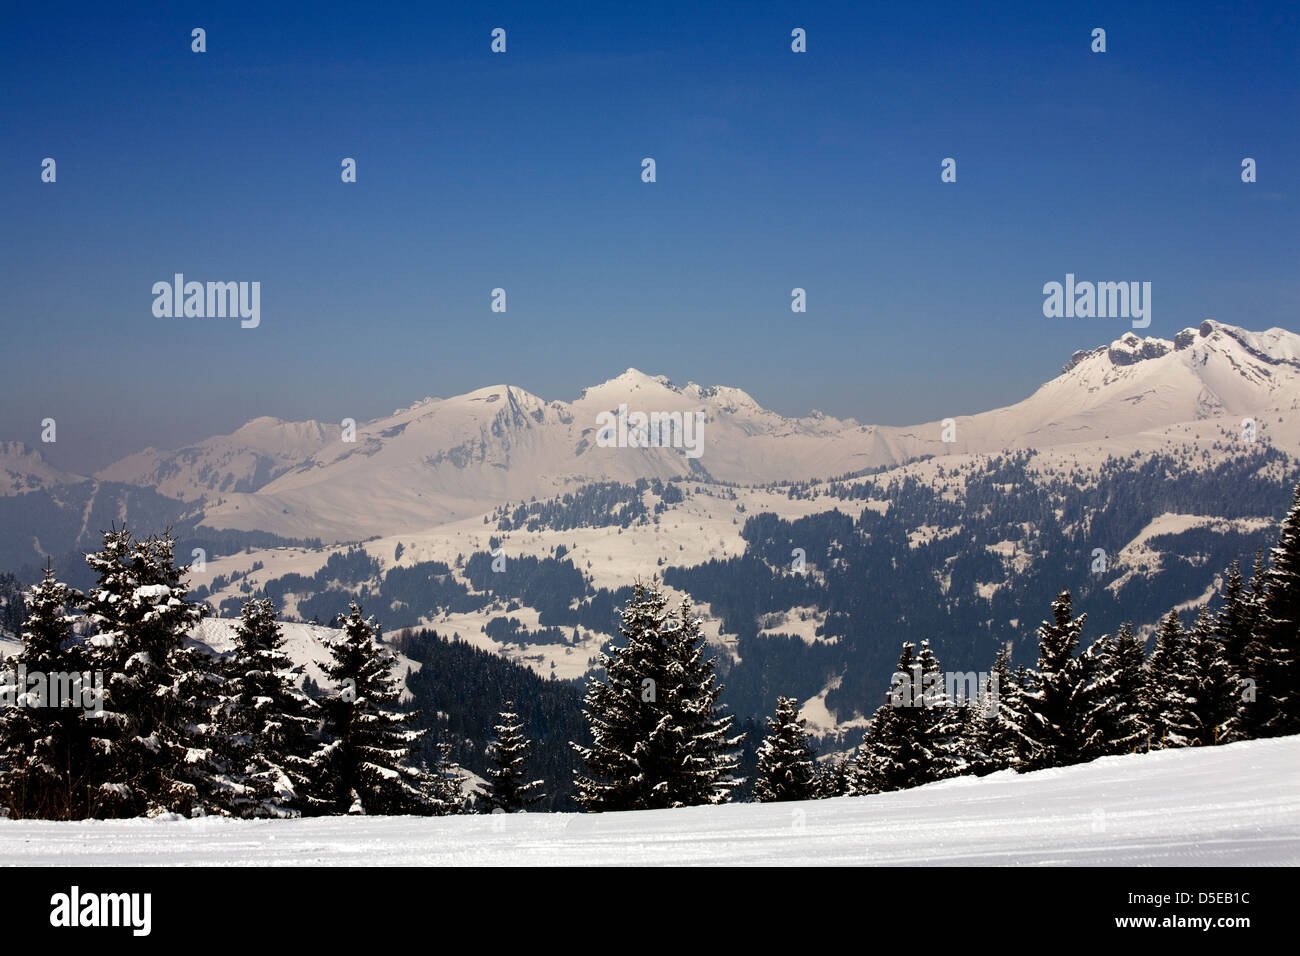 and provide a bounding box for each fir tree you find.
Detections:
[1084,623,1148,757]
[484,700,544,812]
[0,568,93,819]
[1215,562,1252,678]
[82,528,215,817]
[1145,610,1196,749]
[311,602,452,815]
[966,645,1024,774]
[1185,606,1240,746]
[851,640,963,794]
[573,582,741,811]
[753,695,817,802]
[1248,548,1268,630]
[216,599,319,817]
[1249,482,1300,736]
[814,755,851,798]
[1017,591,1101,770]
